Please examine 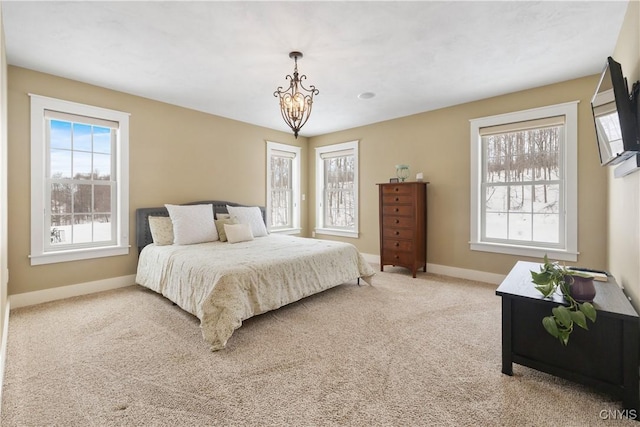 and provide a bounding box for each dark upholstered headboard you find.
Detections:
[136,200,266,254]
